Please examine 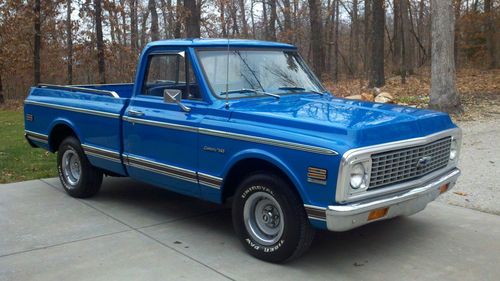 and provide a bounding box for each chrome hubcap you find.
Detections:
[243,191,284,246]
[62,149,81,187]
